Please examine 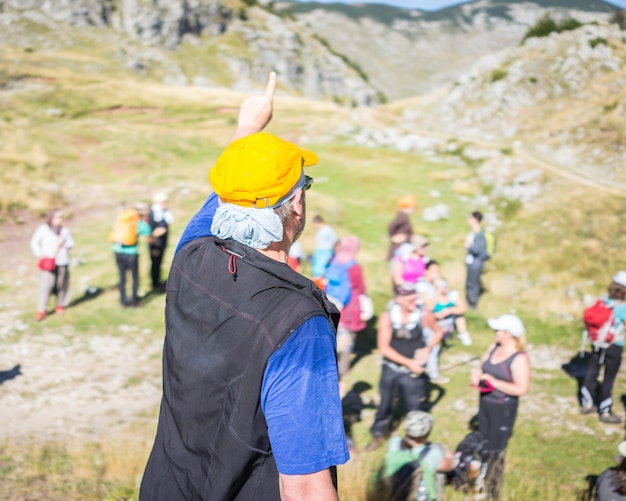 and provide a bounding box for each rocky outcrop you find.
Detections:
[412,22,626,188]
[0,0,380,104]
[282,0,615,100]
[1,0,233,48]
